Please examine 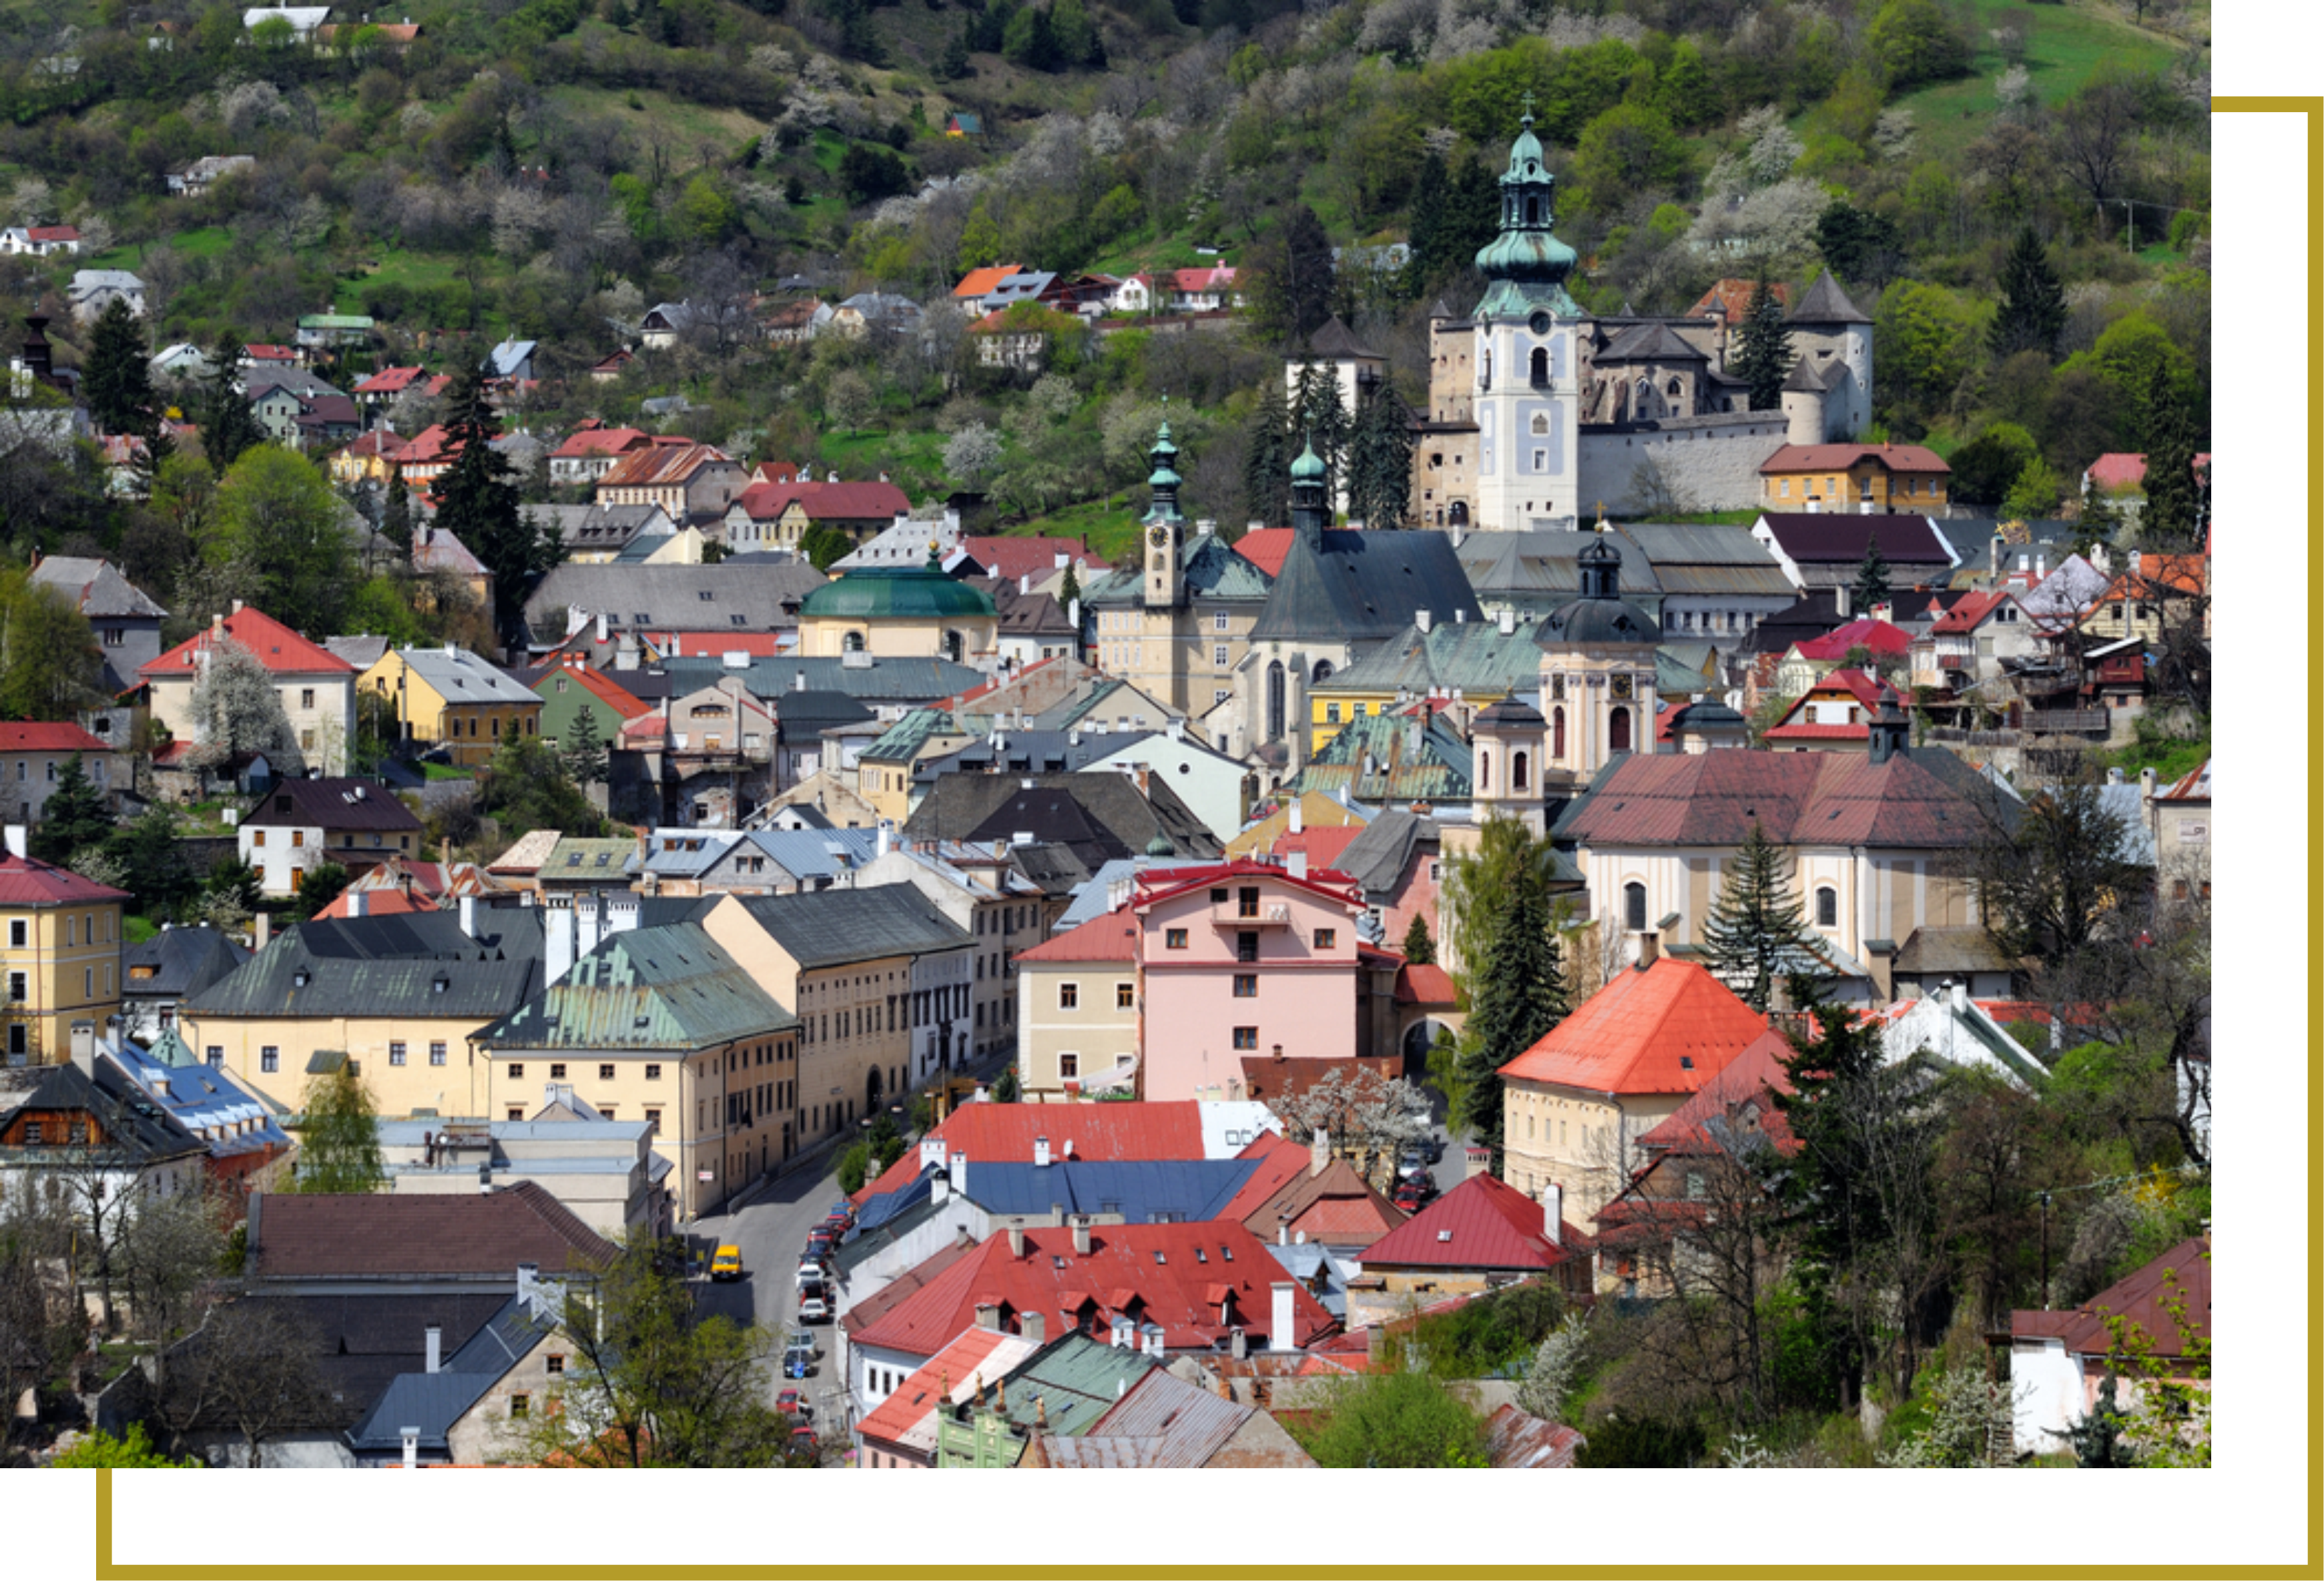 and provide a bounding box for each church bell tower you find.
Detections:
[1141,421,1185,609]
